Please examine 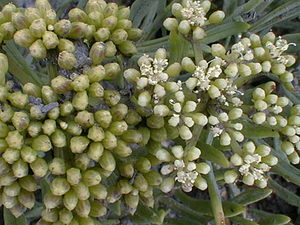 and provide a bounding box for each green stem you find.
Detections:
[193,40,204,64]
[184,125,203,151]
[205,132,226,225]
